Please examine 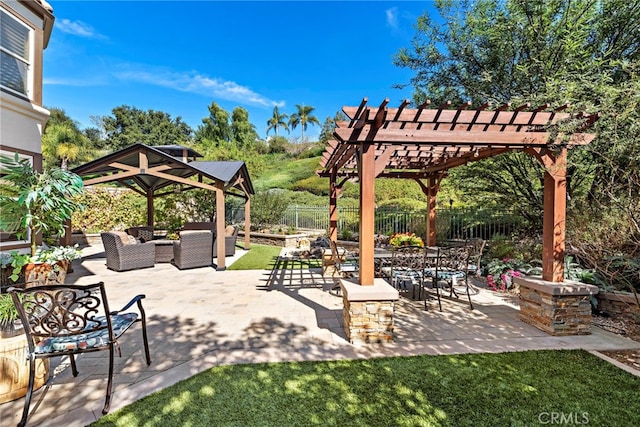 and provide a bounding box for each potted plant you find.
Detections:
[0,153,84,285]
[389,232,425,248]
[0,292,22,338]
